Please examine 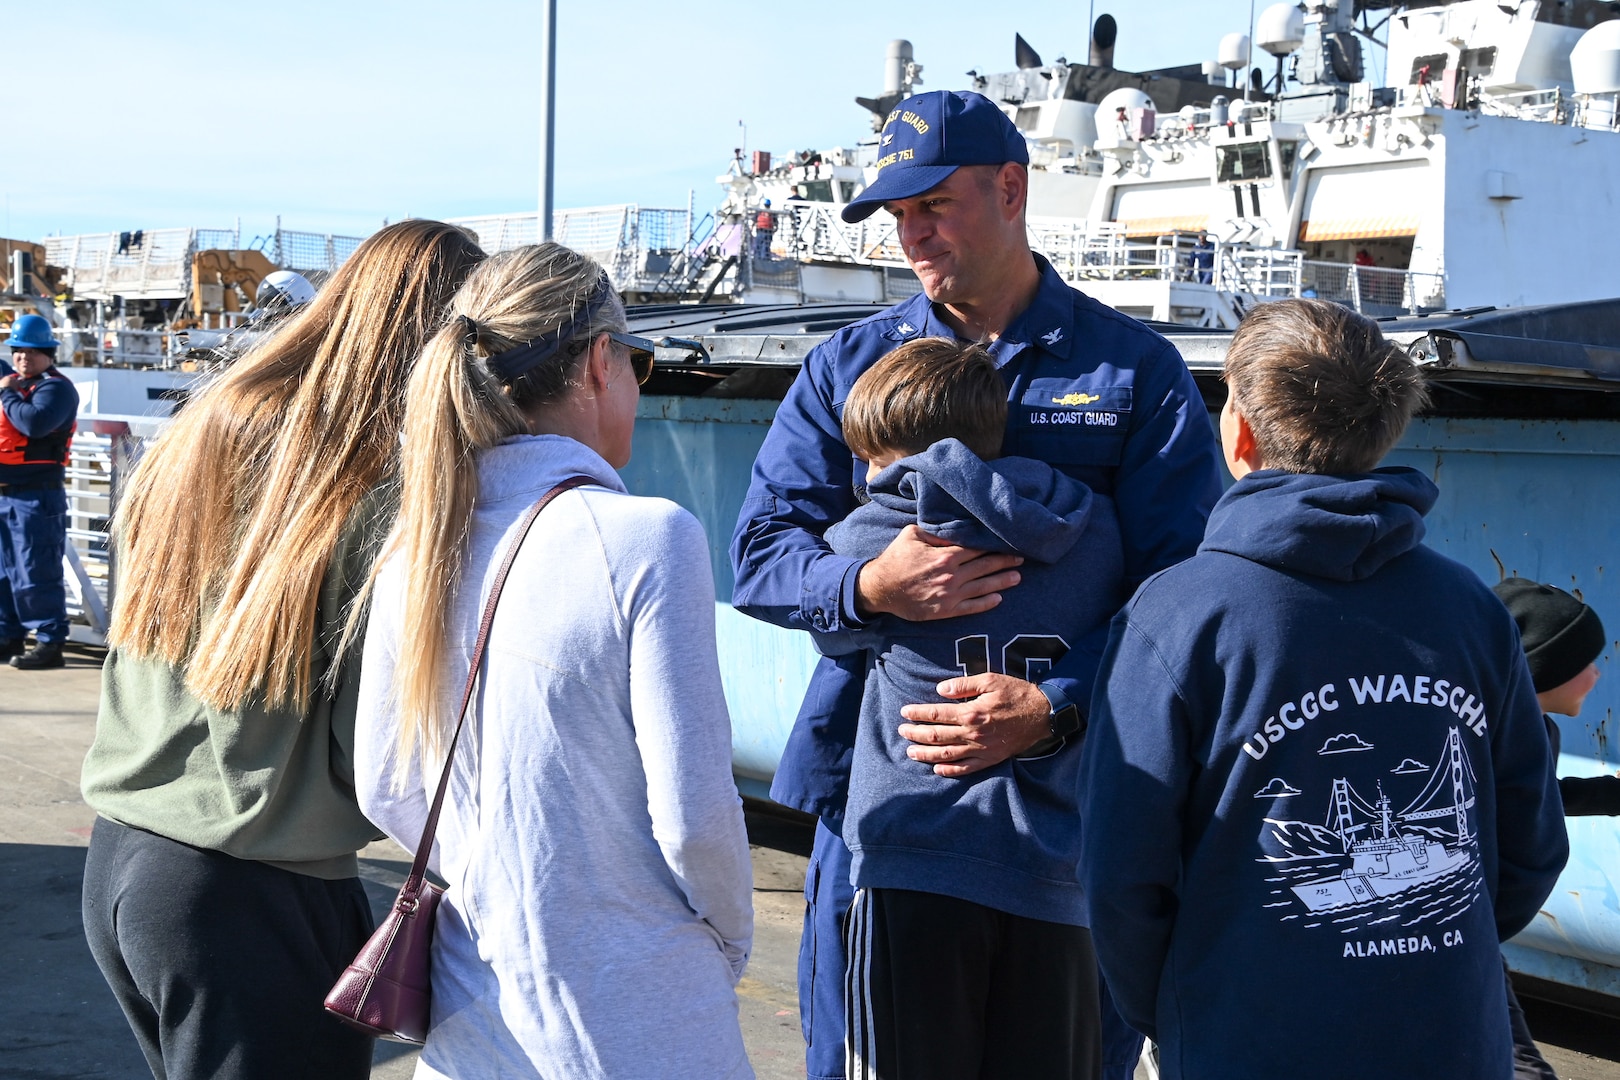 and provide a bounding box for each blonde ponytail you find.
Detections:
[387,242,627,768]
